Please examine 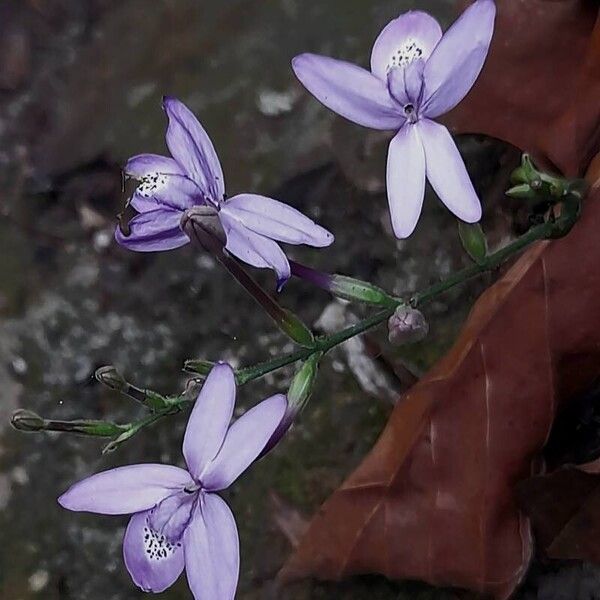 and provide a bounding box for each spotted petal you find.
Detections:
[124,510,185,593]
[125,154,184,179]
[163,96,225,200]
[115,208,189,252]
[220,194,333,247]
[371,11,442,80]
[422,0,496,118]
[58,464,191,515]
[292,54,404,130]
[184,494,239,600]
